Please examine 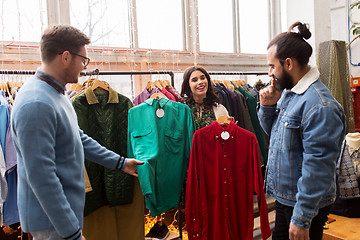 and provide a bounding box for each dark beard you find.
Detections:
[274,68,294,91]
